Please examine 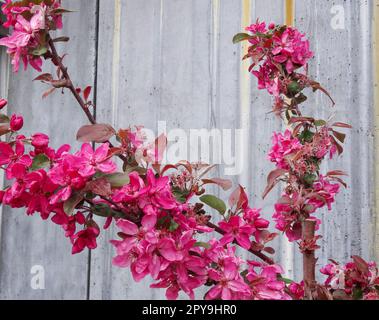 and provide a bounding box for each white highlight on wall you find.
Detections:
[30,265,45,290]
[330,5,345,30]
